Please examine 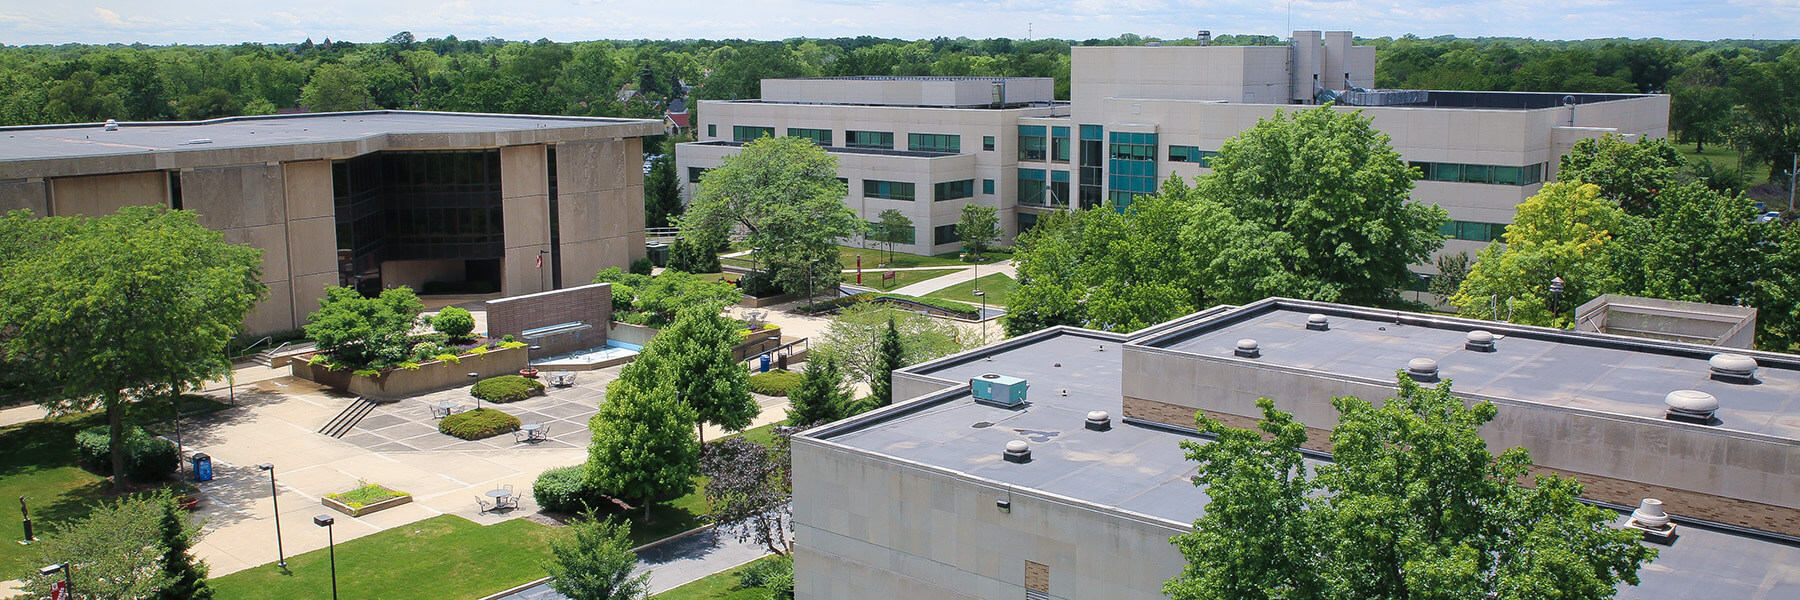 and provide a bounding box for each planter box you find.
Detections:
[738,292,802,308]
[289,346,528,401]
[323,492,413,517]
